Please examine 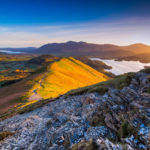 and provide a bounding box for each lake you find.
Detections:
[90,58,150,75]
[0,50,24,54]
